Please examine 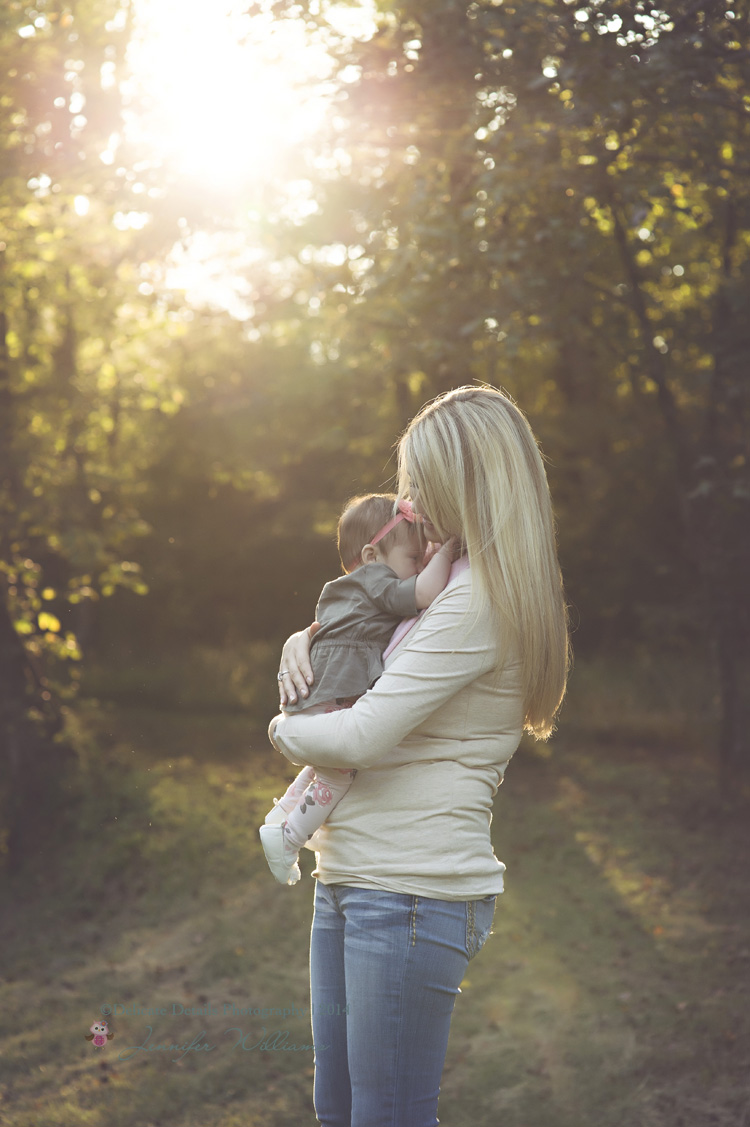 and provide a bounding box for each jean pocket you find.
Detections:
[465,895,497,960]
